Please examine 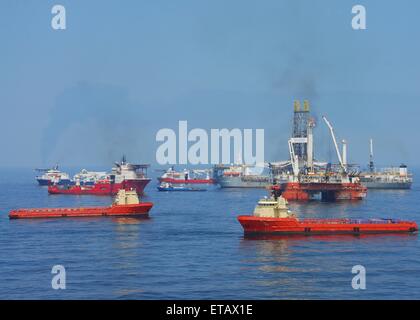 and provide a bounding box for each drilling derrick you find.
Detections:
[292,100,310,162]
